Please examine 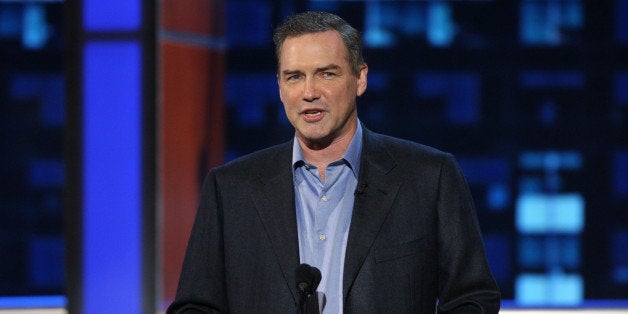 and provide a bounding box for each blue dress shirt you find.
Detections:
[292,123,362,314]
